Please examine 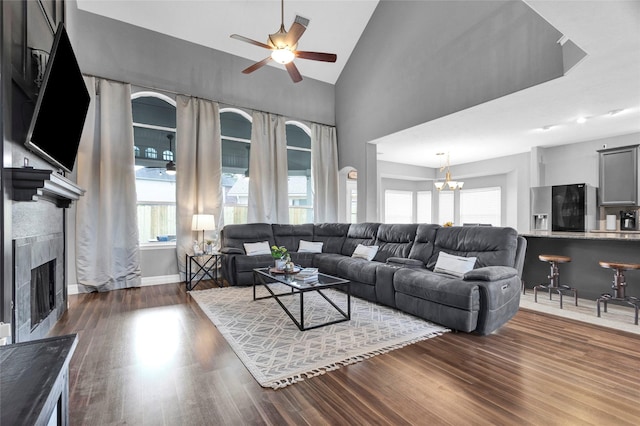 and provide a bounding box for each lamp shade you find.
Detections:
[191,214,215,231]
